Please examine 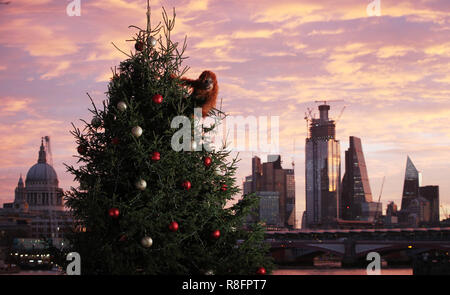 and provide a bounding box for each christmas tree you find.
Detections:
[65,3,273,275]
